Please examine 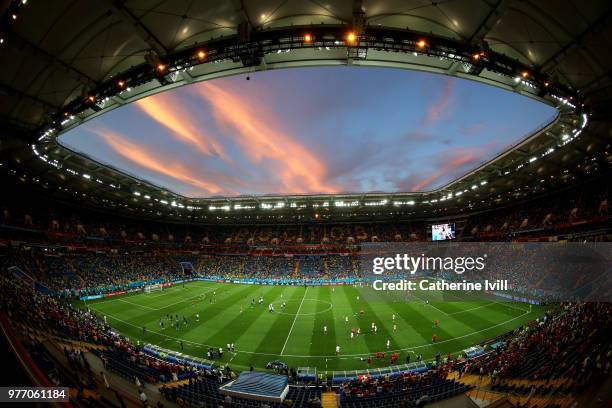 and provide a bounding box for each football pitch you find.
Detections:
[82,281,547,373]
